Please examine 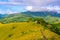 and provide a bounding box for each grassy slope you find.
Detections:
[0,13,60,24]
[0,22,60,40]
